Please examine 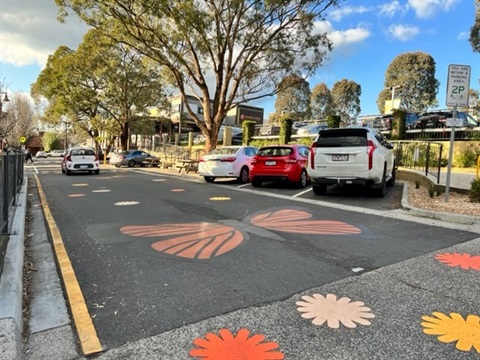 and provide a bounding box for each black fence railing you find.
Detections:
[391,140,443,184]
[0,150,25,276]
